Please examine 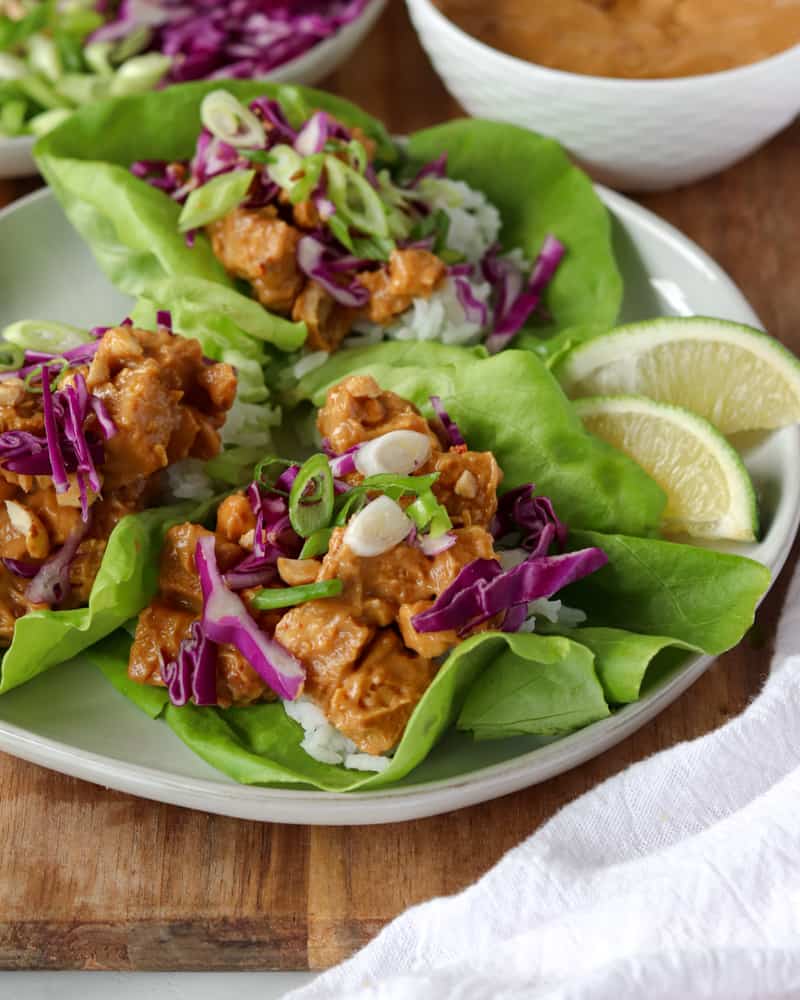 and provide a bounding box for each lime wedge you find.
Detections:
[558,317,800,434]
[574,395,758,542]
